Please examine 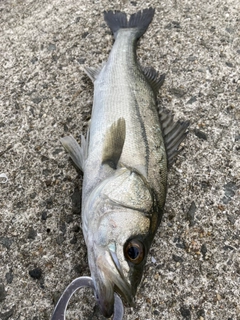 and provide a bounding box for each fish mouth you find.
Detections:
[96,272,134,318]
[94,245,135,318]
